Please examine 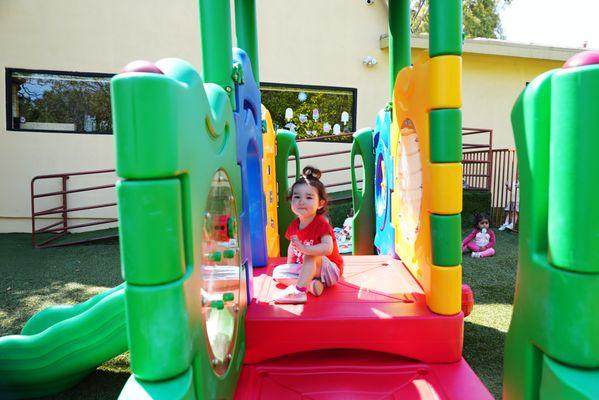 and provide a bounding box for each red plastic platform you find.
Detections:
[235,349,493,399]
[245,256,464,364]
